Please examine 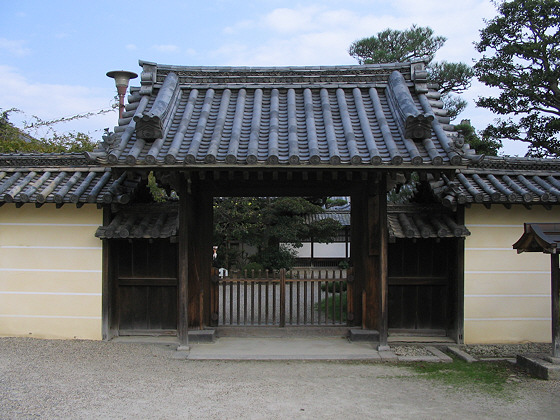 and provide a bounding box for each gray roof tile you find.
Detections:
[99,62,470,167]
[430,157,560,208]
[0,153,139,205]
